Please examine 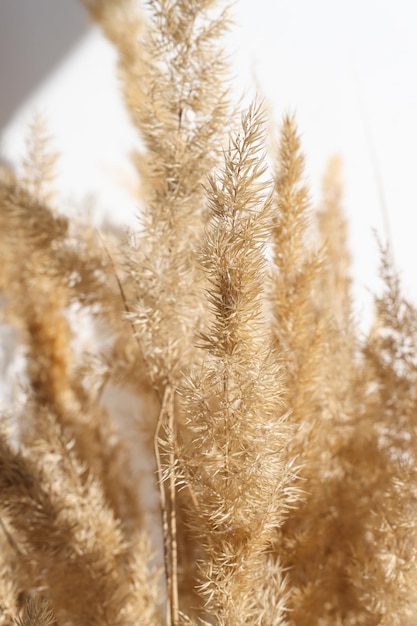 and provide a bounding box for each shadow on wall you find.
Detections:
[0,0,89,130]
